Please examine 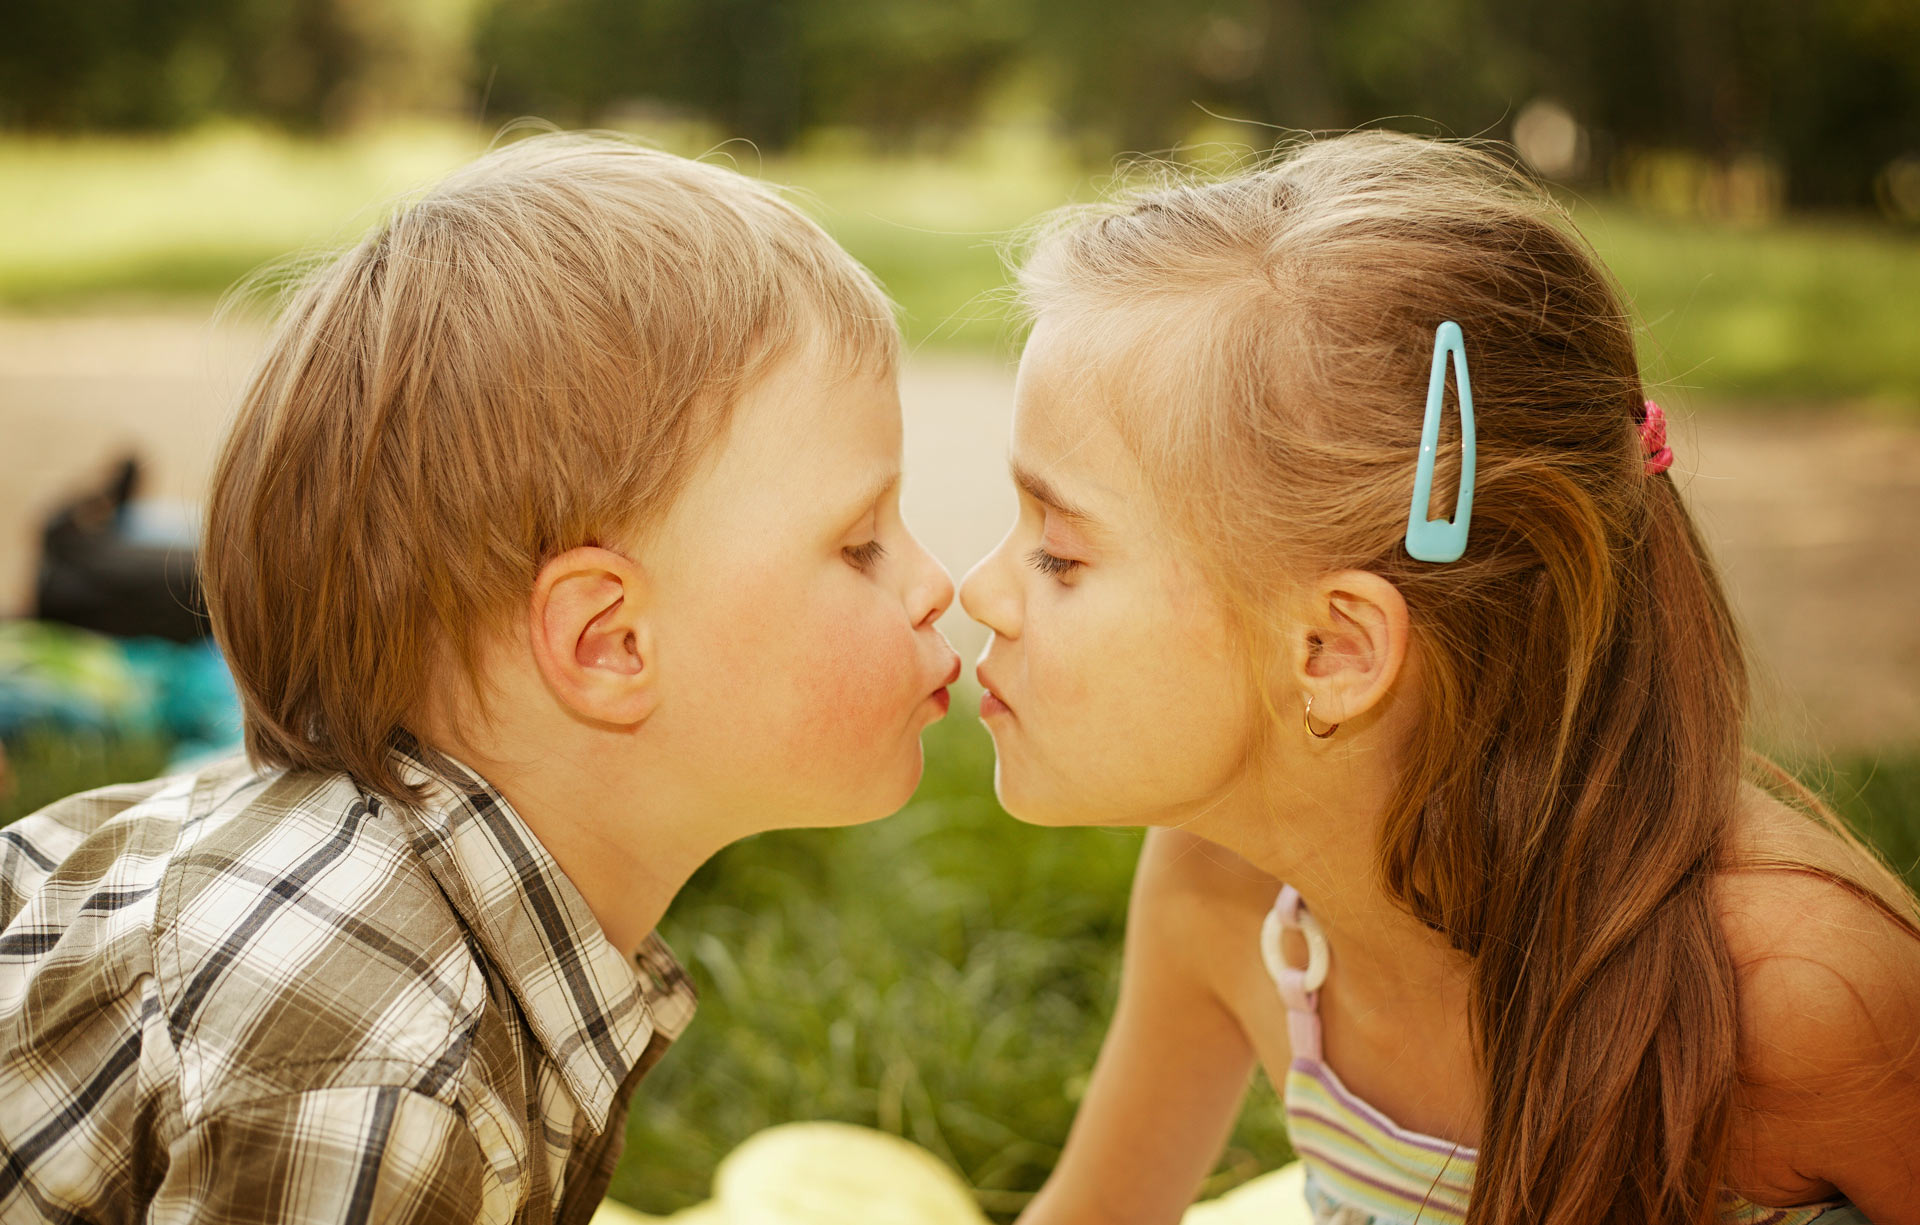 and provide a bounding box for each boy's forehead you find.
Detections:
[735,326,896,415]
[634,363,900,569]
[701,343,903,510]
